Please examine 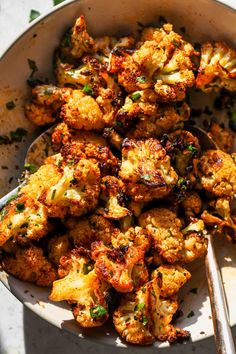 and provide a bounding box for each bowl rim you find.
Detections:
[0,0,236,349]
